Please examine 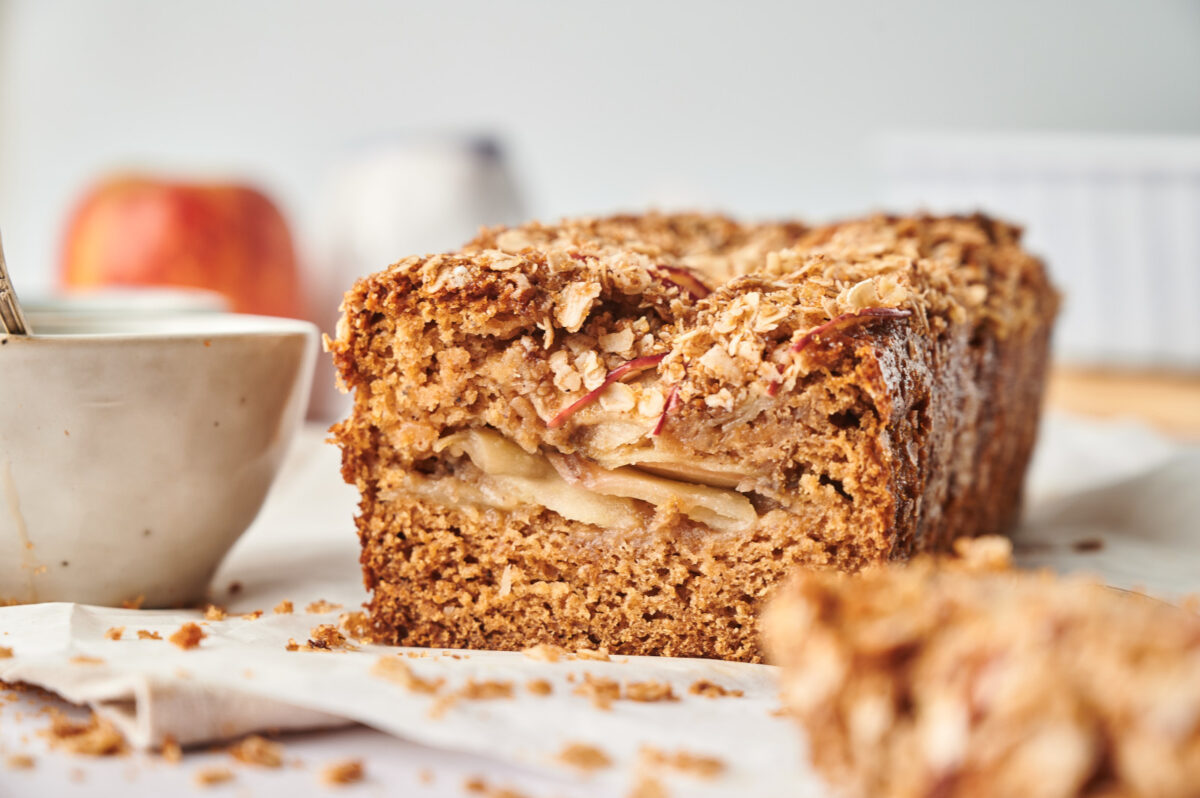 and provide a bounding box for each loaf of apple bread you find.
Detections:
[329,212,1058,661]
[762,537,1200,798]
